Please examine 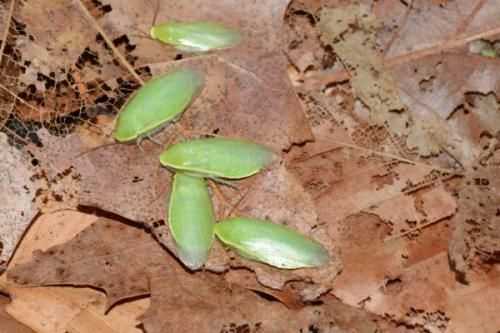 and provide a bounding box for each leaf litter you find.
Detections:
[8,216,395,333]
[1,0,500,332]
[285,0,500,331]
[1,211,148,333]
